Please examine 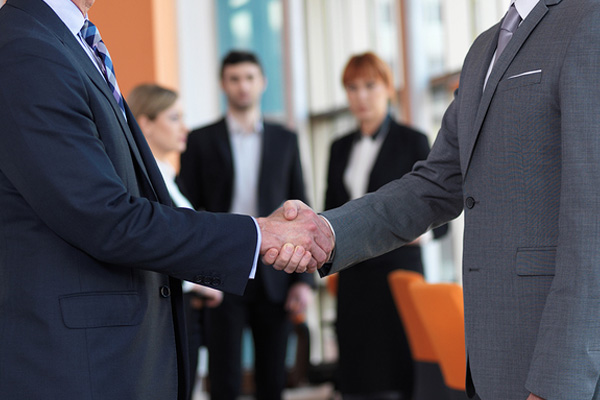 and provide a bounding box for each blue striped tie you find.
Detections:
[80,20,126,116]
